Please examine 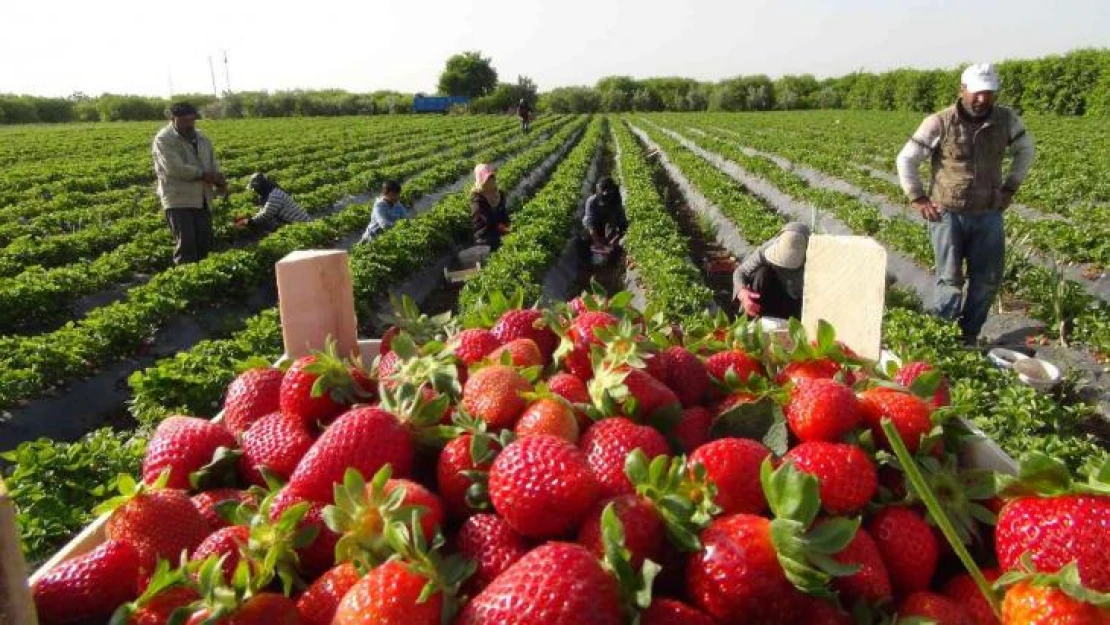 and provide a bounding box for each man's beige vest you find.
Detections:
[930,103,1015,213]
